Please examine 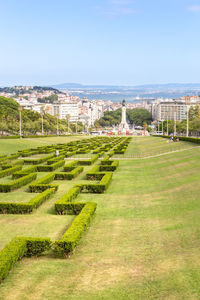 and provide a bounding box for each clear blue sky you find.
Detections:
[0,0,200,86]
